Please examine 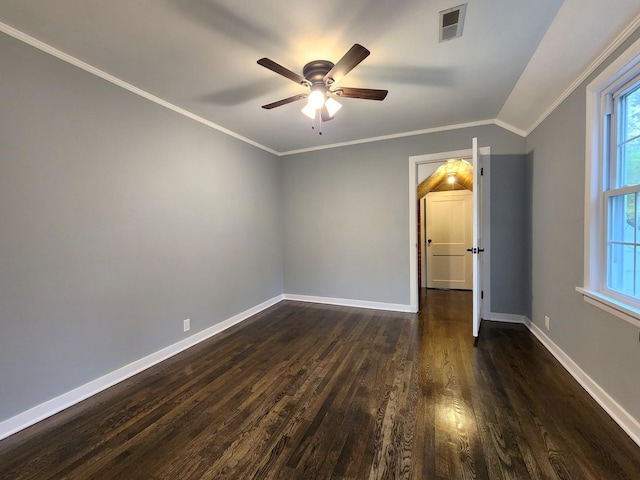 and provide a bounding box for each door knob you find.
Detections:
[427,239,432,245]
